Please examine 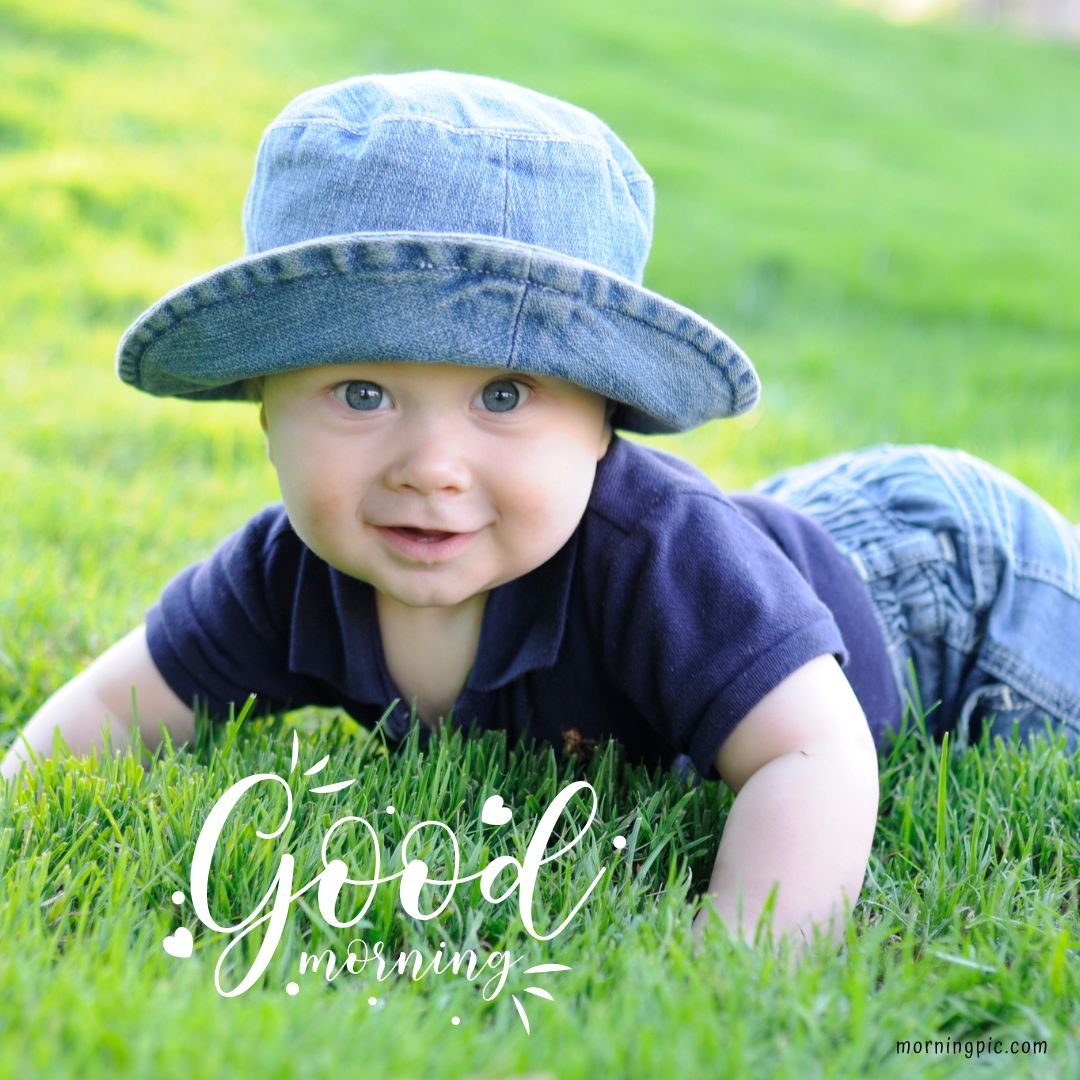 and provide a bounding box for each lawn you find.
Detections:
[0,0,1077,1077]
